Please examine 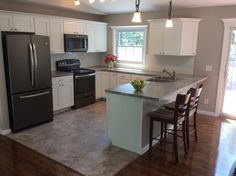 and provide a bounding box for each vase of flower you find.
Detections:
[104,53,118,68]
